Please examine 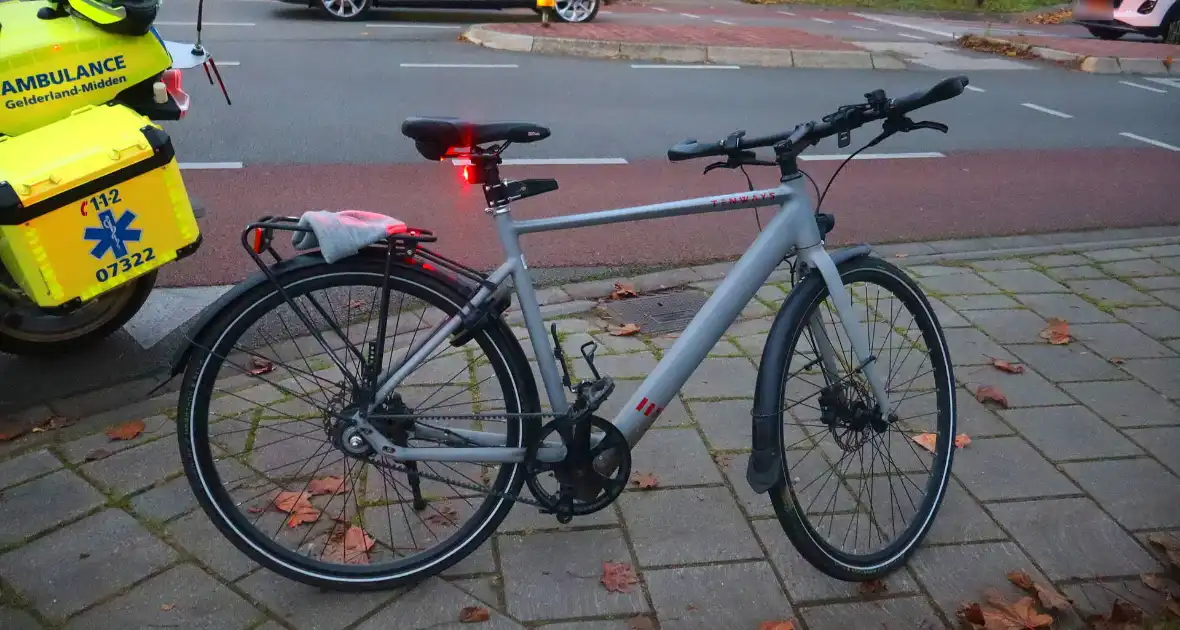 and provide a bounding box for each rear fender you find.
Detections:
[745,244,873,494]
